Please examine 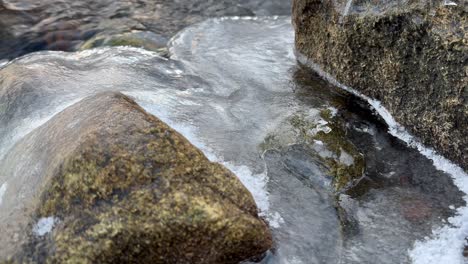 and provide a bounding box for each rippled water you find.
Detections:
[0,16,466,263]
[0,0,291,59]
